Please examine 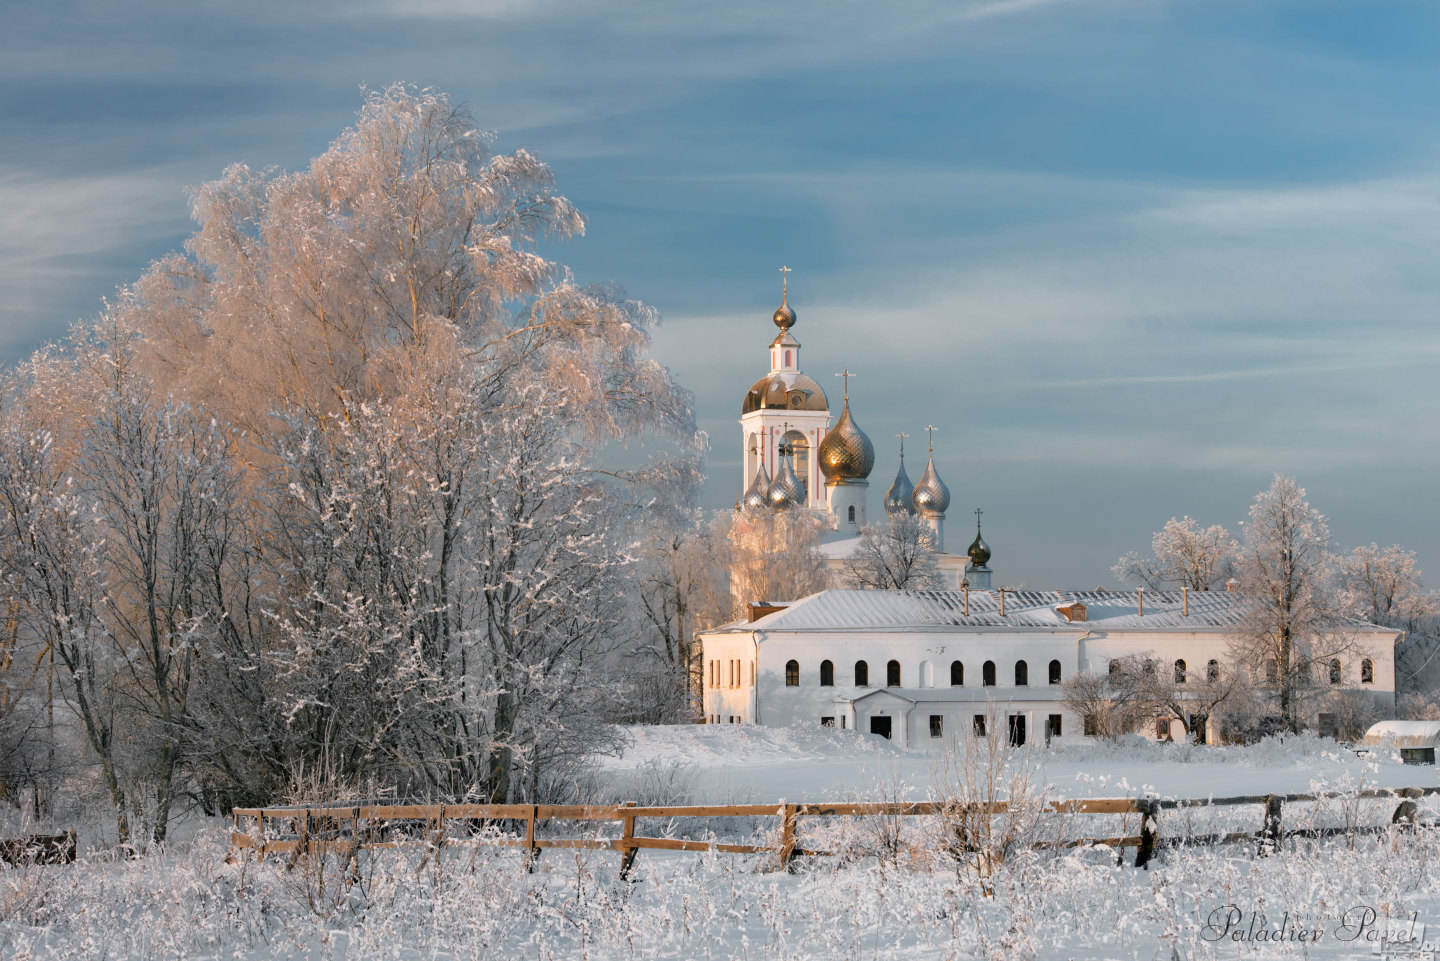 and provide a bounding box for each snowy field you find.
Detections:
[603,723,1440,803]
[6,727,1440,960]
